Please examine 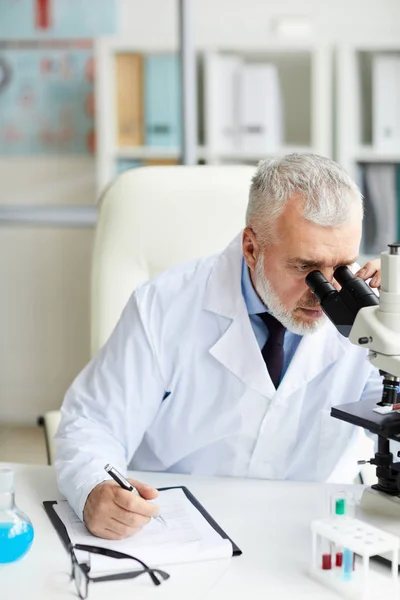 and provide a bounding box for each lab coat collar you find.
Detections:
[203,234,348,398]
[204,233,272,396]
[203,233,245,319]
